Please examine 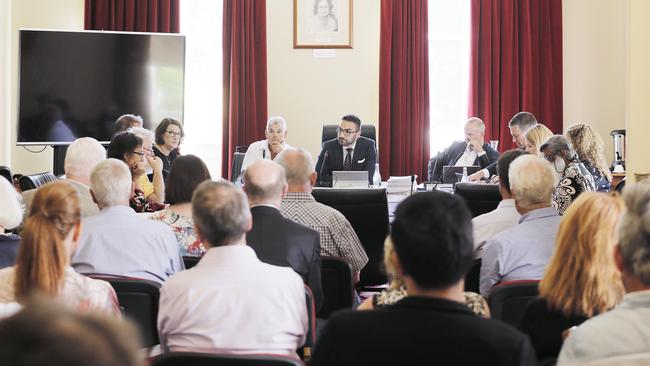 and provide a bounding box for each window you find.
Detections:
[428,0,471,157]
[179,0,223,178]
